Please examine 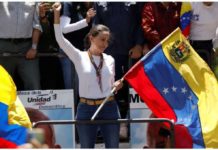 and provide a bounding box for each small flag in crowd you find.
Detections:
[0,65,31,148]
[180,2,192,38]
[124,28,218,148]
